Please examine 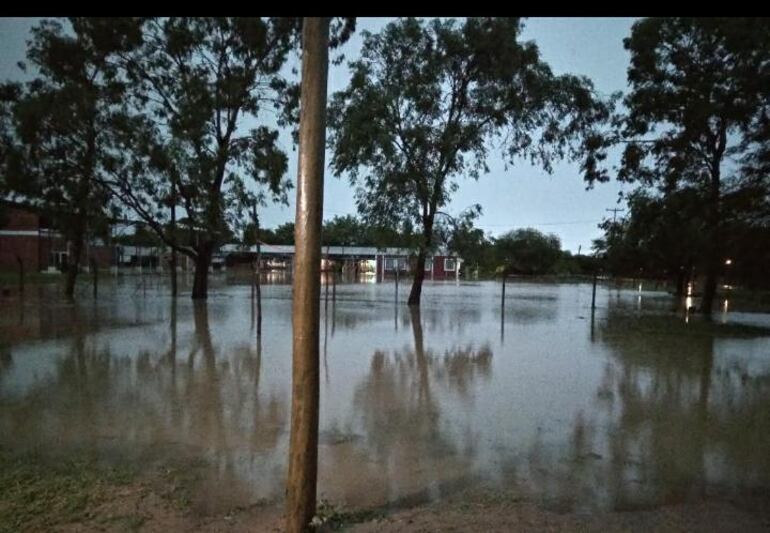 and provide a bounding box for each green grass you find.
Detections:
[0,448,136,533]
